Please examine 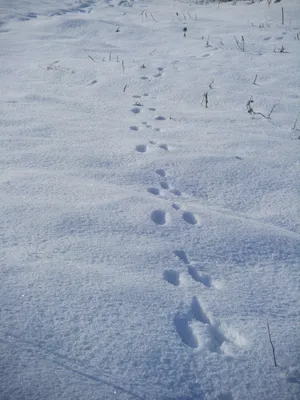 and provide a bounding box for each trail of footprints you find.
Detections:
[149,168,199,227]
[131,68,168,152]
[129,64,243,355]
[168,250,212,289]
[129,70,198,227]
[164,250,243,354]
